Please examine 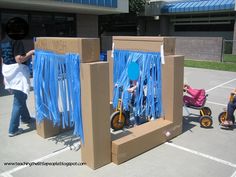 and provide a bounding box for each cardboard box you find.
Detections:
[80,62,111,170]
[112,55,184,164]
[113,36,175,56]
[36,119,60,139]
[34,37,100,63]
